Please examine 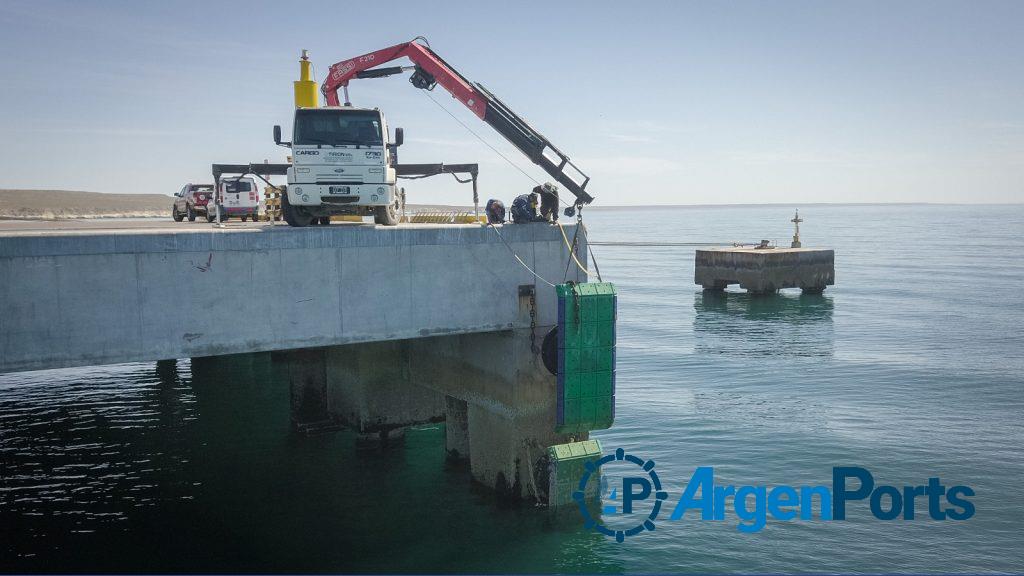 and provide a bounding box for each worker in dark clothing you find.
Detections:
[510,193,542,223]
[510,183,560,224]
[485,199,506,224]
[535,183,559,222]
